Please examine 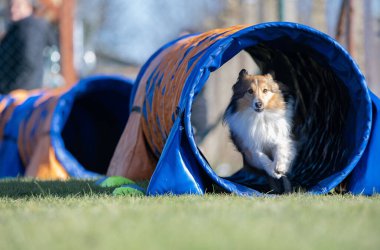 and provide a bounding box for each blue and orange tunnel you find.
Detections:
[108,22,380,195]
[0,75,133,179]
